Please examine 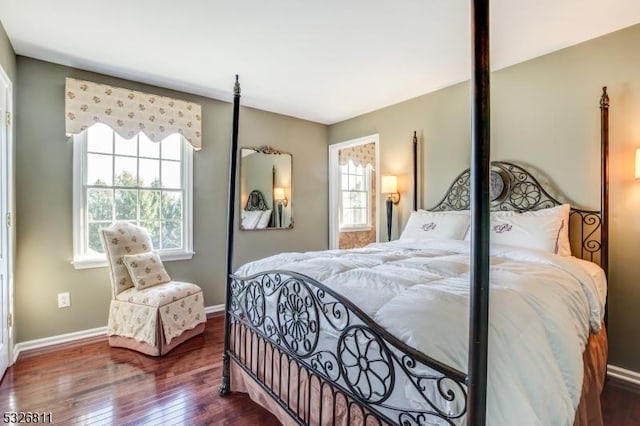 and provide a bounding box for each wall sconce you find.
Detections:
[381,175,400,241]
[274,187,288,227]
[635,148,640,179]
[274,187,288,206]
